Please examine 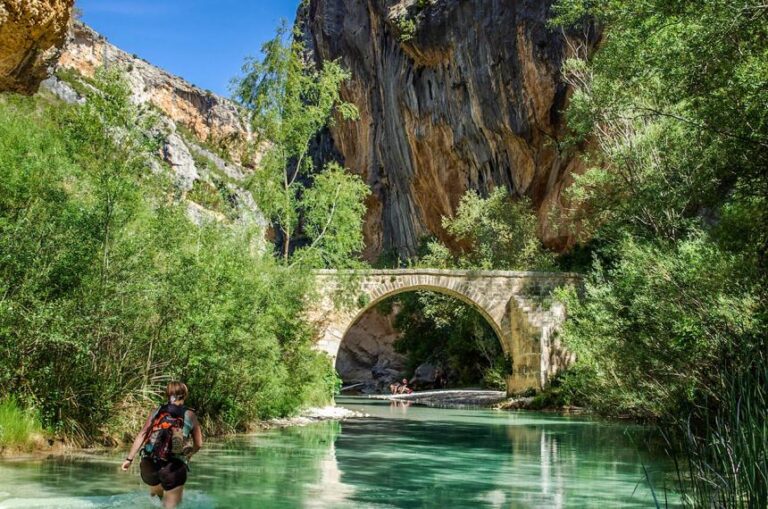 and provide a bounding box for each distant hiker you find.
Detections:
[436,368,447,389]
[121,381,203,509]
[397,378,413,394]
